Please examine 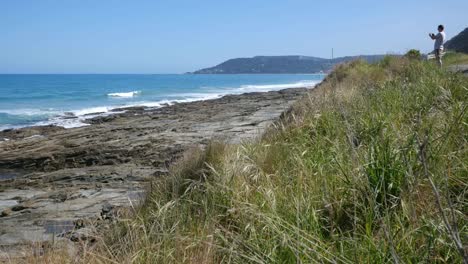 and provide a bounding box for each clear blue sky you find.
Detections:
[1,0,466,73]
